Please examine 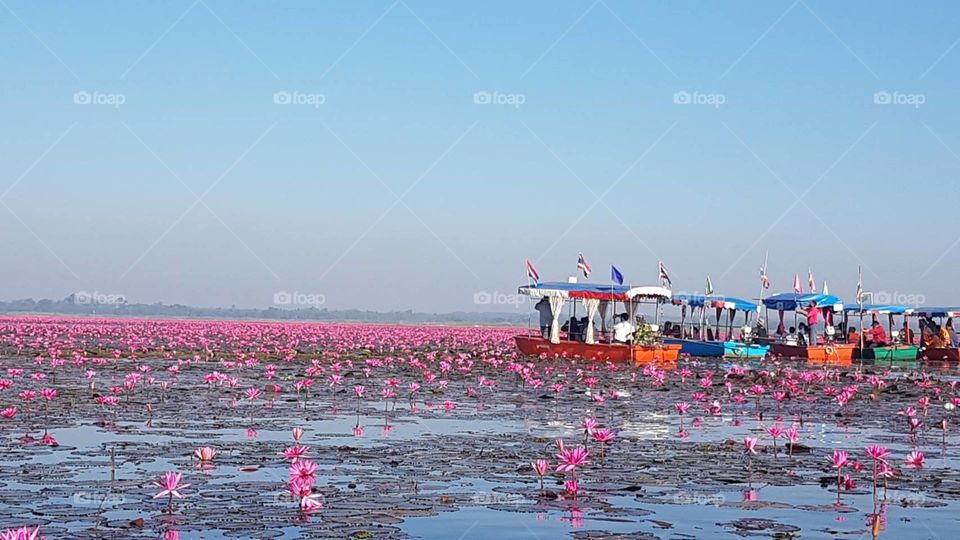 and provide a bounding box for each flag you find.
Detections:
[576,252,592,278]
[525,259,539,283]
[793,273,802,294]
[705,276,714,296]
[822,280,829,295]
[658,261,672,286]
[807,268,816,293]
[611,265,624,285]
[855,266,863,304]
[759,266,770,289]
